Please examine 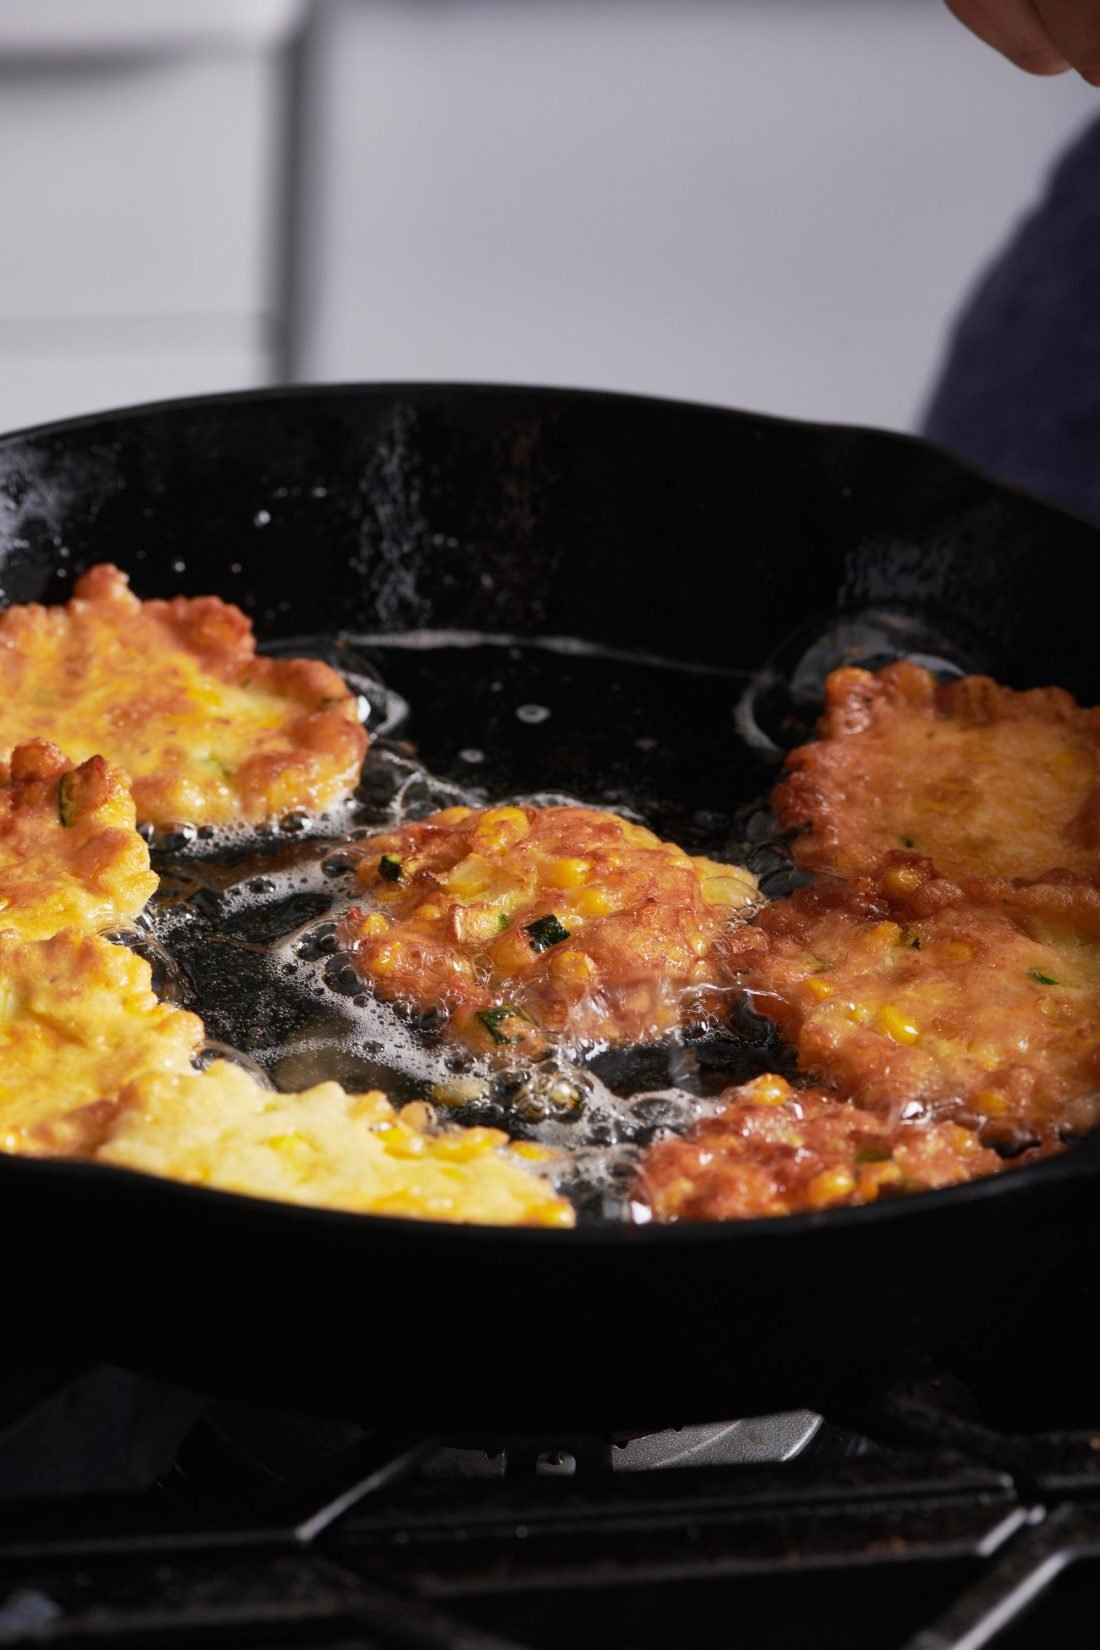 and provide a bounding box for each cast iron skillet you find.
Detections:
[0,383,1098,1432]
